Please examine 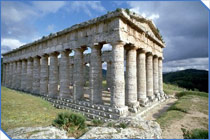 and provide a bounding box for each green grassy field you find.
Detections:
[1,86,68,131]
